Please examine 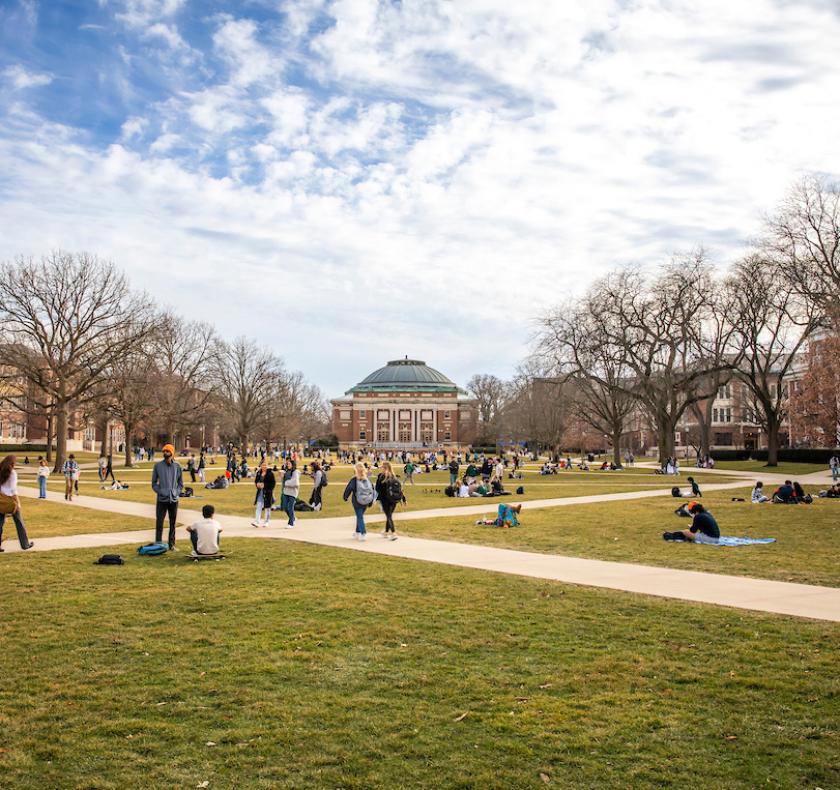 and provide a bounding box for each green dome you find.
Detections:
[347,359,462,394]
